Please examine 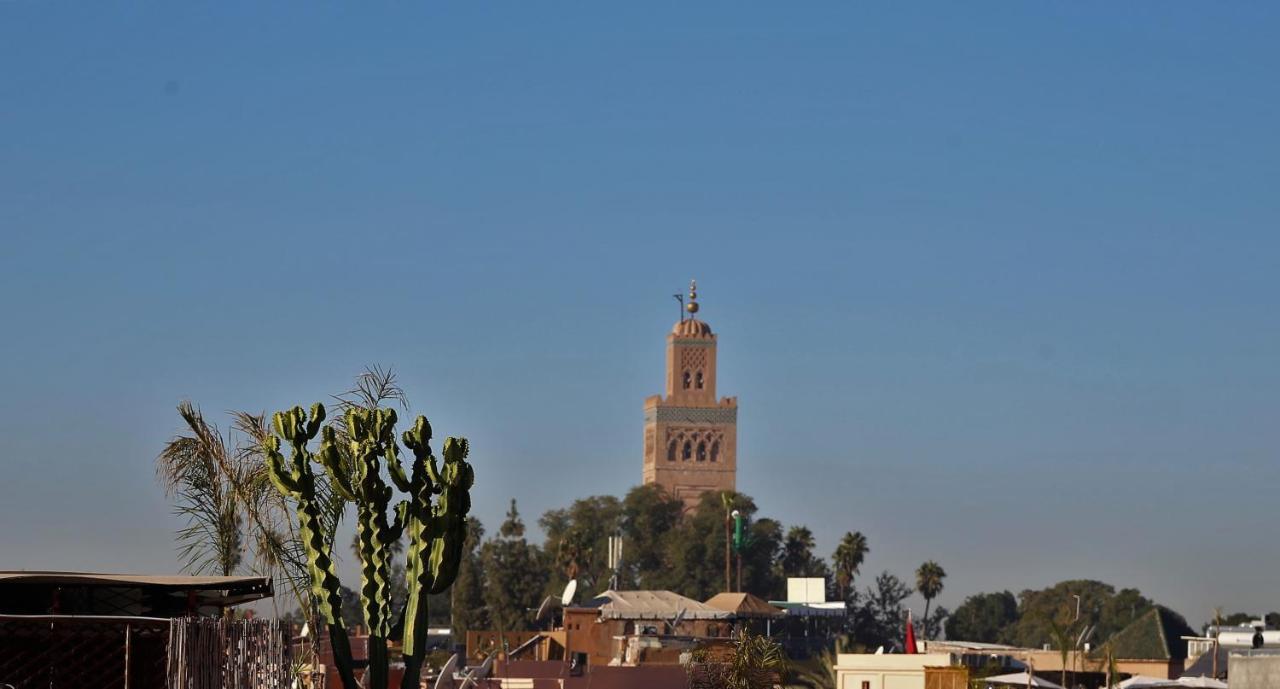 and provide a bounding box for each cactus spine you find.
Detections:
[264,404,359,689]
